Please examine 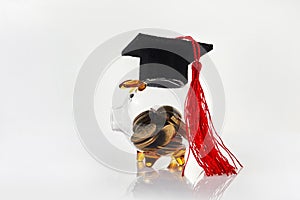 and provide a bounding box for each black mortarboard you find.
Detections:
[122,33,213,88]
